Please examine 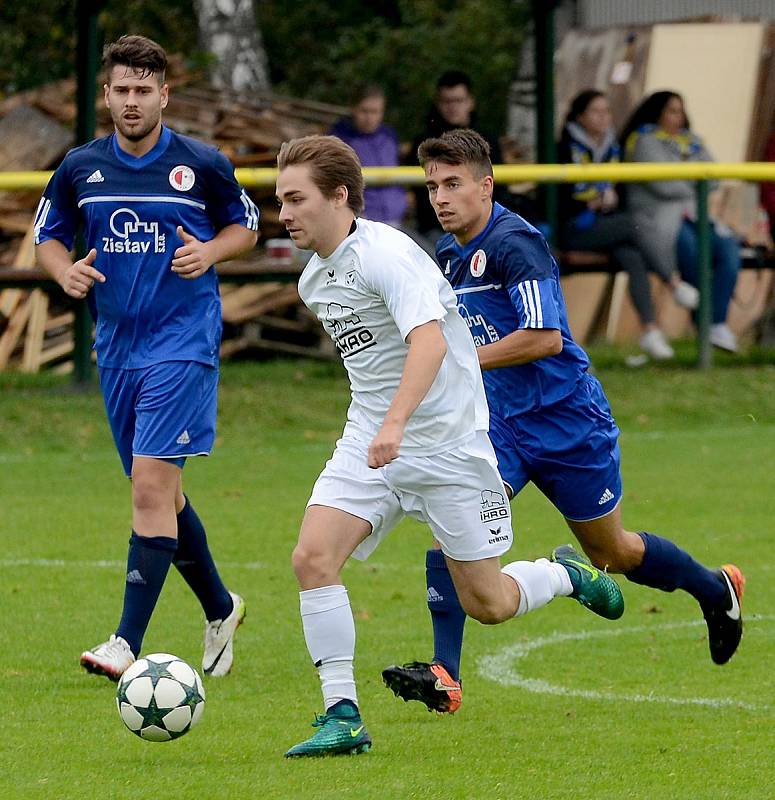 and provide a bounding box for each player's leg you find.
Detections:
[548,374,745,664]
[286,437,398,757]
[383,418,525,710]
[393,432,621,622]
[566,508,745,664]
[174,480,246,677]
